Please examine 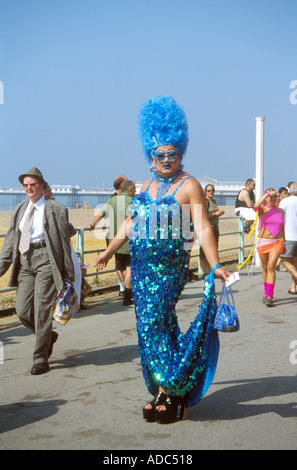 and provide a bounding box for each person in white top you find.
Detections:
[279,182,297,294]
